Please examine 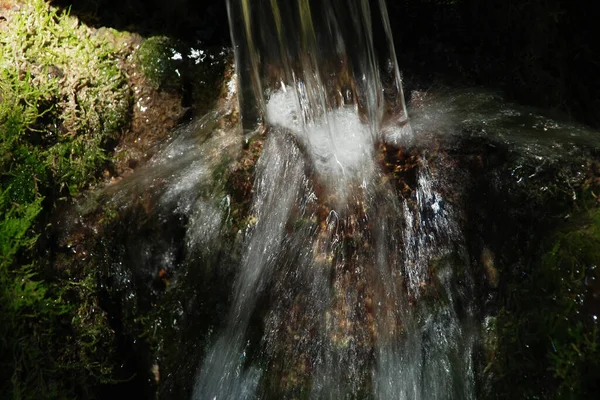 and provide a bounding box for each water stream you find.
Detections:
[77,78,600,400]
[194,0,473,398]
[67,1,600,399]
